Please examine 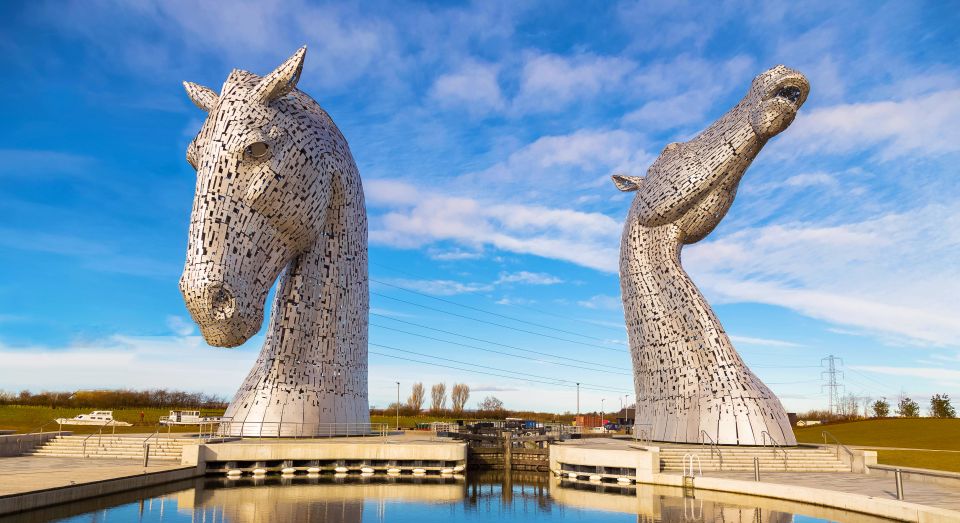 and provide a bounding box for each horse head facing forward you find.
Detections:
[180,47,369,434]
[180,47,354,347]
